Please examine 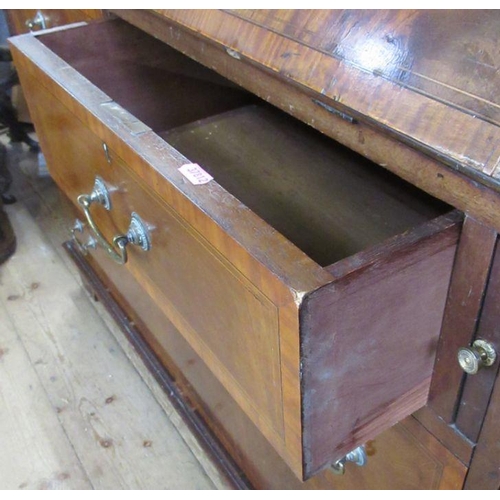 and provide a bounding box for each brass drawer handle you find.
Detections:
[77,177,151,265]
[330,445,367,475]
[25,11,47,31]
[458,339,497,375]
